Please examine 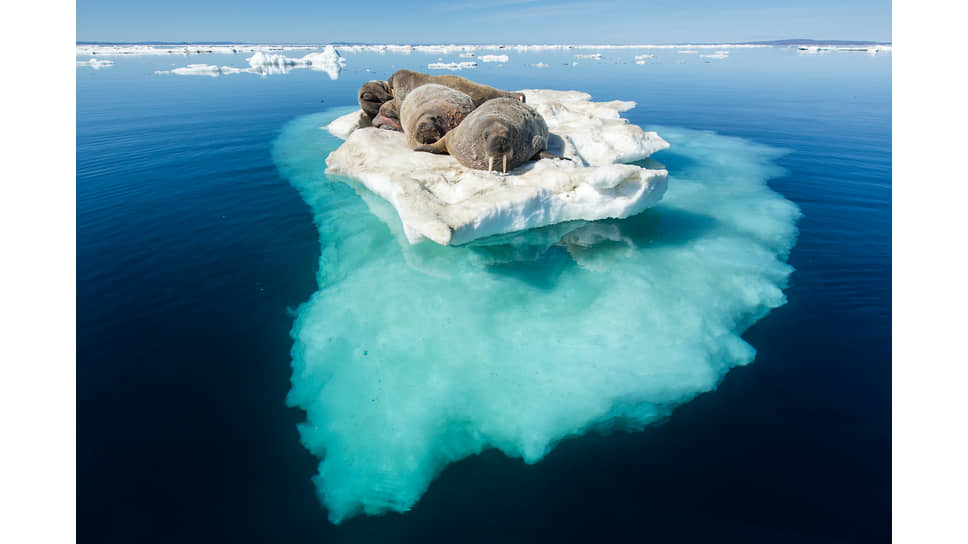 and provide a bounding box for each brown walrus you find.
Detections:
[356,80,393,128]
[363,69,526,132]
[399,84,475,148]
[415,98,558,173]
